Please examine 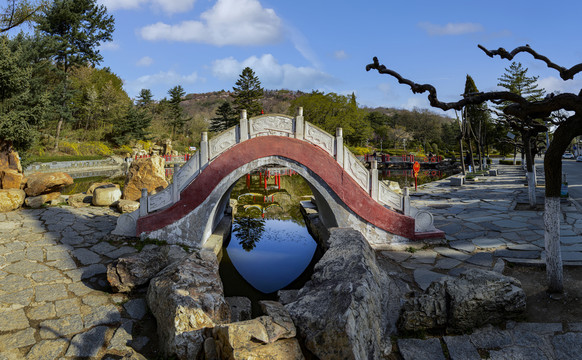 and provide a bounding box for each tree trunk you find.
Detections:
[459,138,466,175]
[544,196,563,293]
[542,116,582,293]
[54,118,63,150]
